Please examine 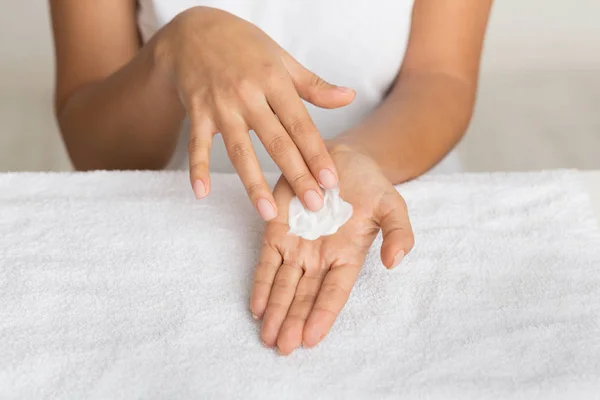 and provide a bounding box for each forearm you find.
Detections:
[57,37,186,170]
[331,70,476,184]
